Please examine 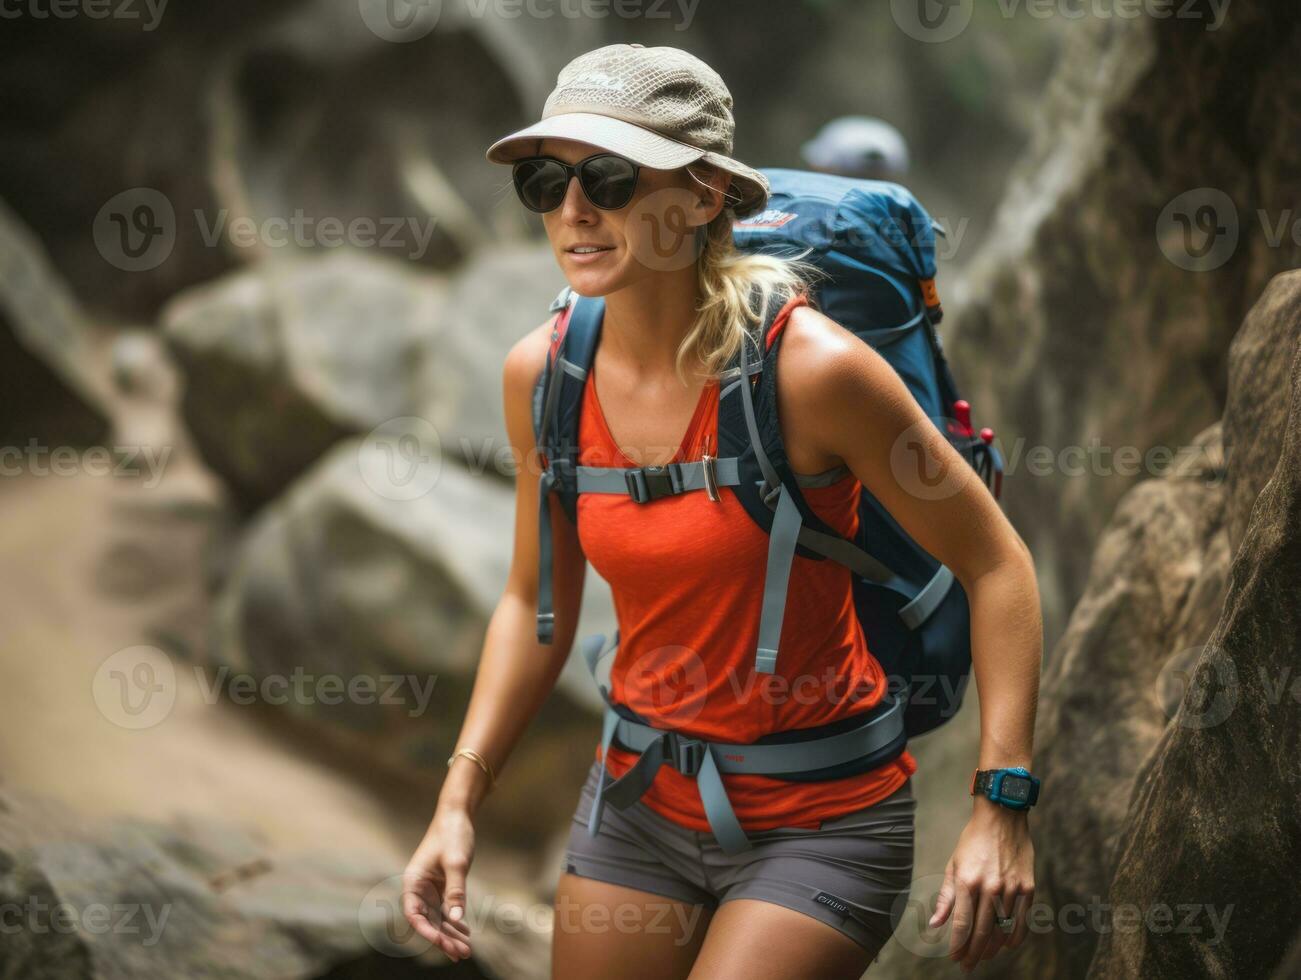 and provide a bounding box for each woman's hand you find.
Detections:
[928,800,1035,971]
[401,804,477,963]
